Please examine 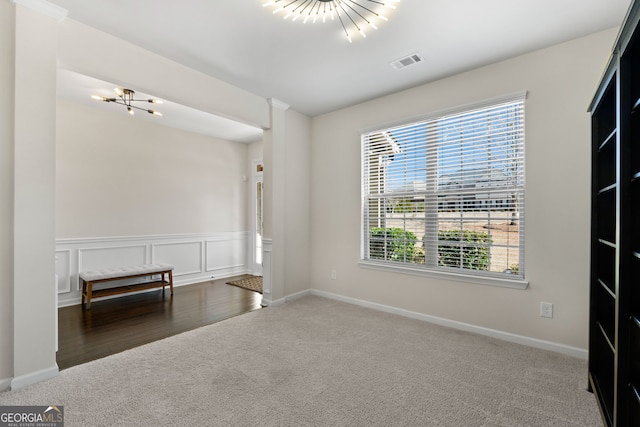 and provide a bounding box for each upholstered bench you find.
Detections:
[80,263,174,309]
